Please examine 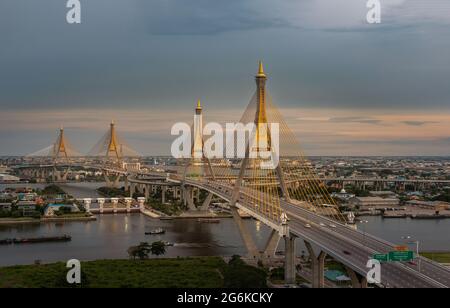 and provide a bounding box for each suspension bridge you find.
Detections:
[12,63,450,288]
